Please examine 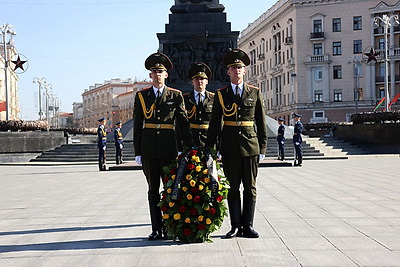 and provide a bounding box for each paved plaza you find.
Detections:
[0,156,399,266]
